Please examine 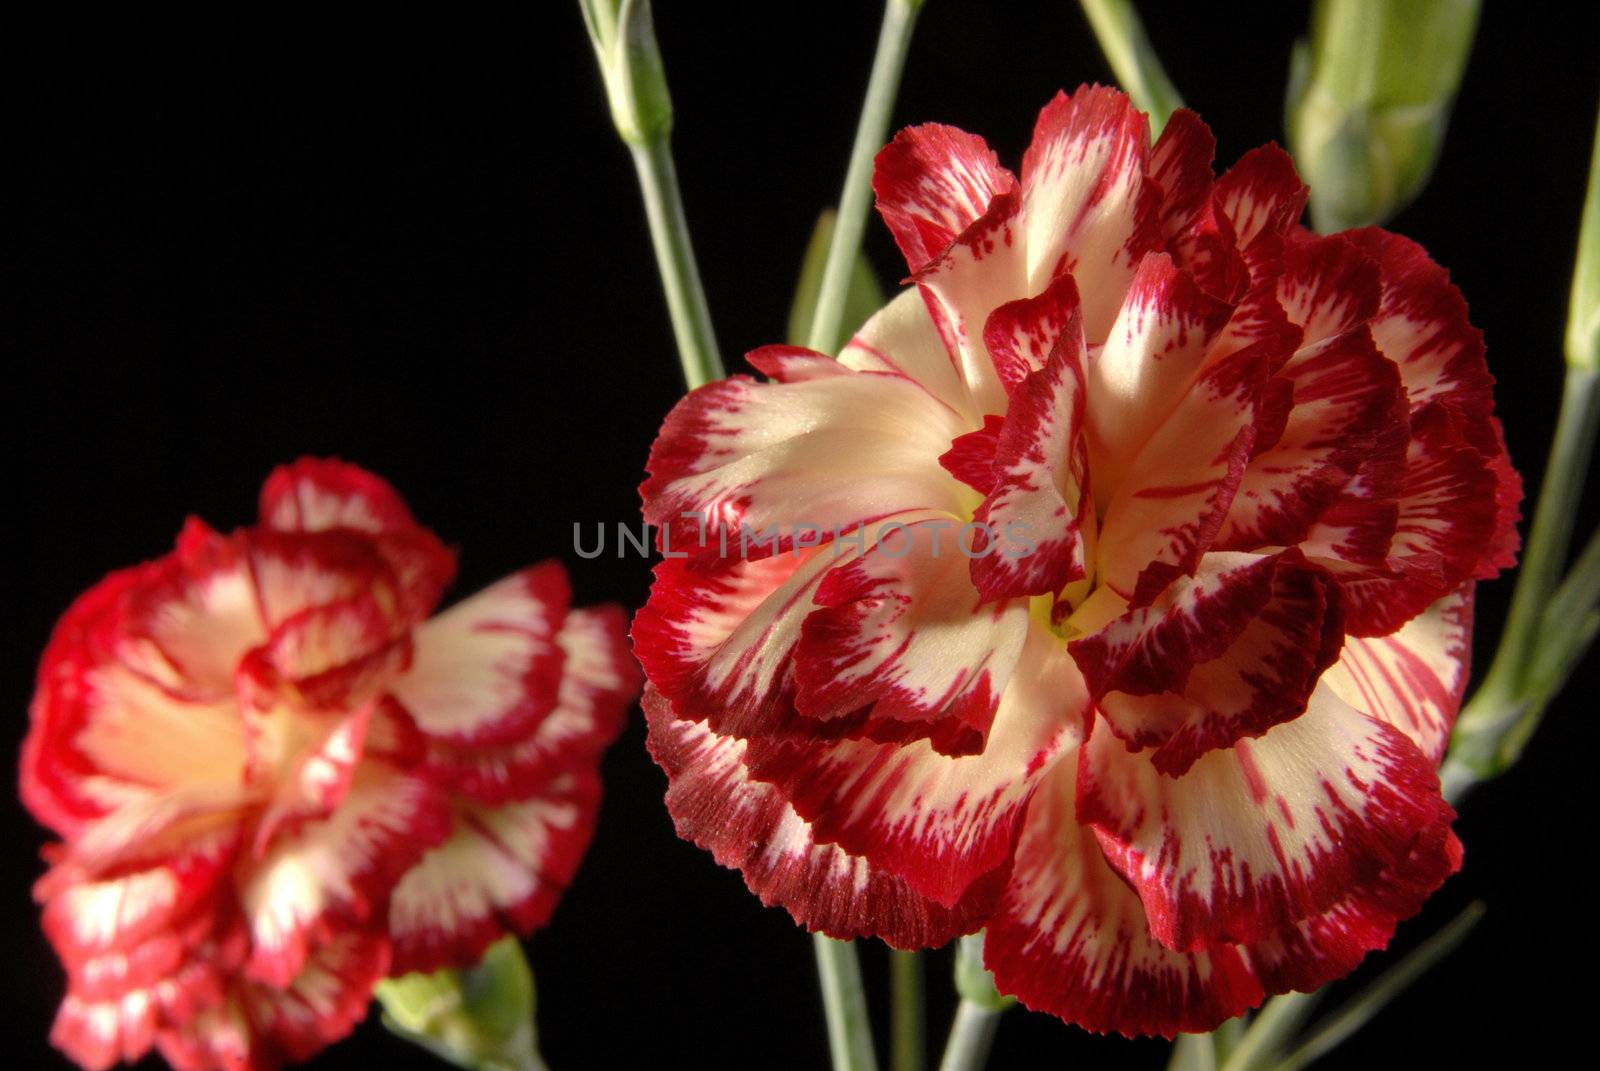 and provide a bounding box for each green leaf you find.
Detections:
[787,209,887,350]
[1568,112,1600,371]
